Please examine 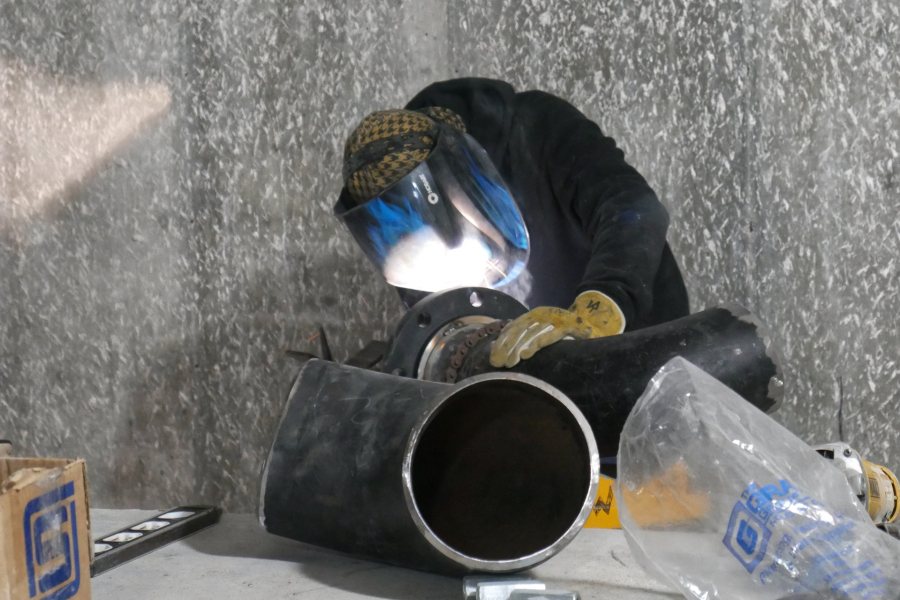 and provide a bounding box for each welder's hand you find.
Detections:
[489,291,625,368]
